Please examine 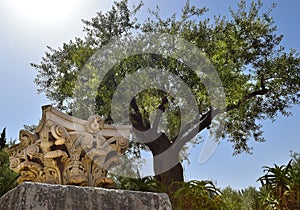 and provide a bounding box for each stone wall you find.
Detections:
[0,182,172,210]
